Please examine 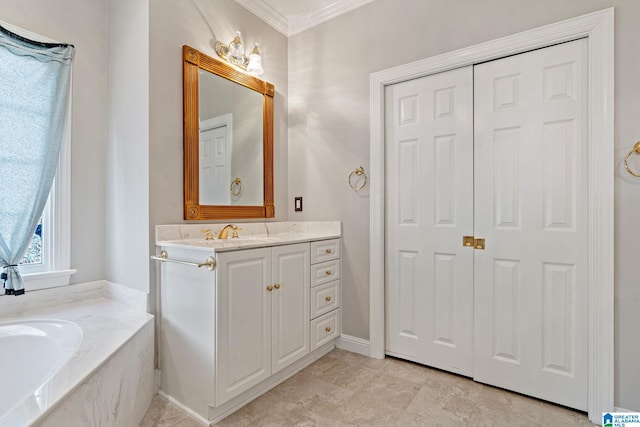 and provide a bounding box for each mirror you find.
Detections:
[183,45,274,220]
